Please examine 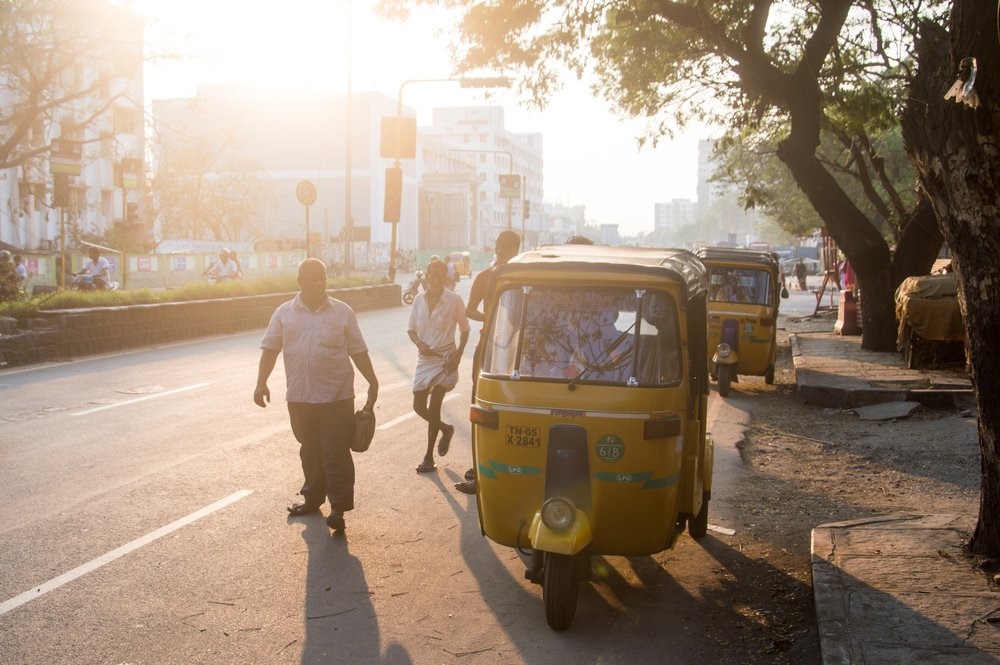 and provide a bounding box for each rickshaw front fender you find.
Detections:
[528,509,593,556]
